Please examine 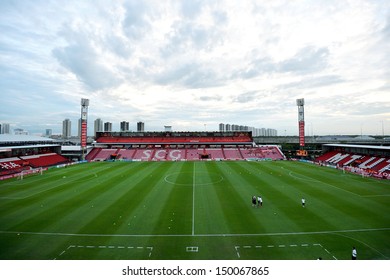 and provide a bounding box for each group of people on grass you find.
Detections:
[251,195,262,207]
[251,196,306,208]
